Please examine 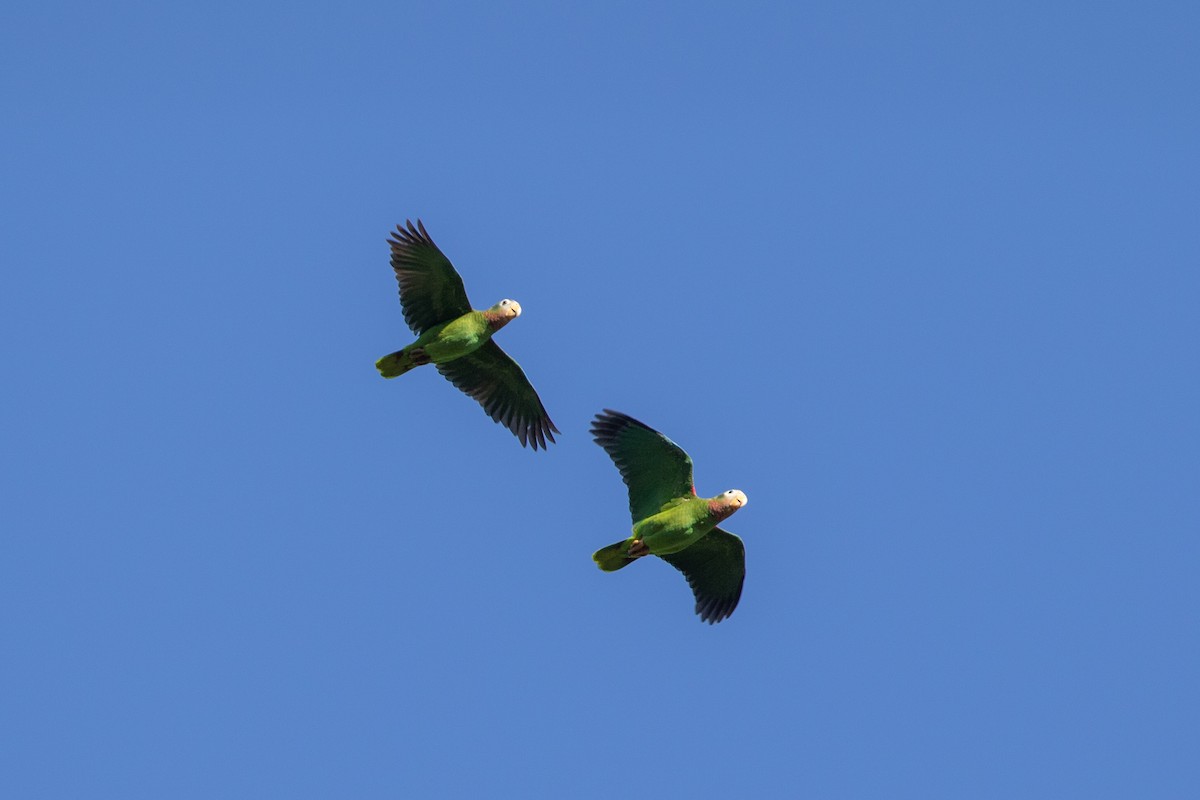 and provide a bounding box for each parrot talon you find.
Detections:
[411,348,431,366]
[628,539,649,558]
